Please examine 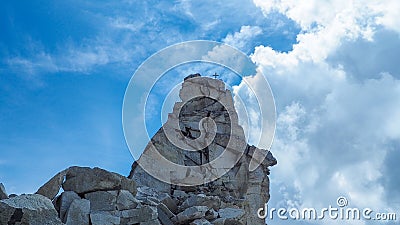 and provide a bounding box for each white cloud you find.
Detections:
[61,40,132,72]
[6,53,58,75]
[110,17,145,32]
[253,0,400,33]
[231,1,400,224]
[369,0,400,33]
[262,74,400,224]
[223,25,263,51]
[5,37,133,75]
[252,0,386,63]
